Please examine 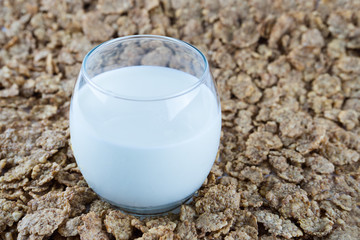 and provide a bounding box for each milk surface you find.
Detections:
[70,66,221,208]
